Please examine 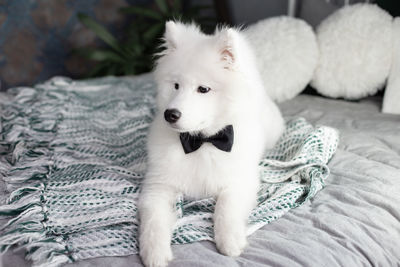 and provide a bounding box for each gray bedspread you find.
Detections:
[1,92,399,266]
